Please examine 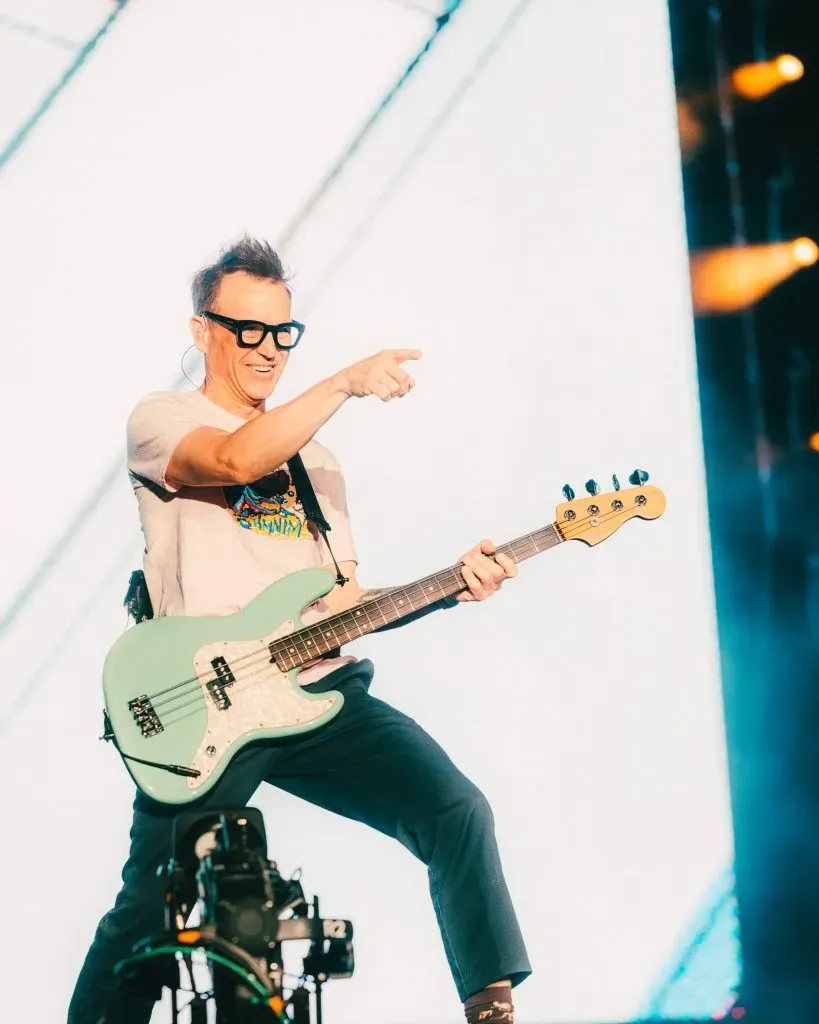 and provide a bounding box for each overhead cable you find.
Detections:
[0,1,130,176]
